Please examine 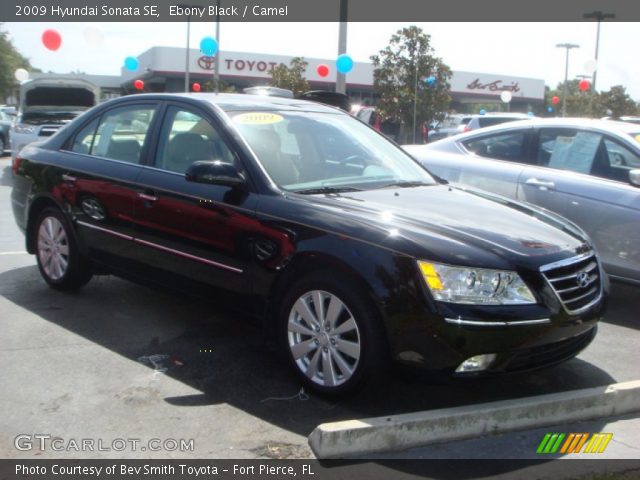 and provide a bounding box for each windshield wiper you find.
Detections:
[292,186,364,195]
[376,180,434,189]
